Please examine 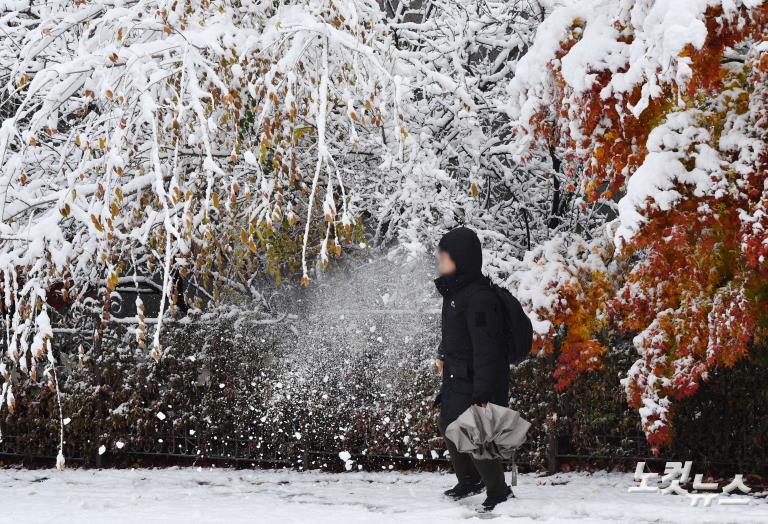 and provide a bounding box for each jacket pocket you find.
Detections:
[444,357,473,395]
